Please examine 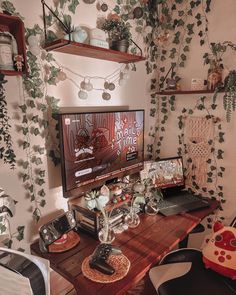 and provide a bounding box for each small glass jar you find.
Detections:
[145,197,159,216]
[0,32,14,70]
[124,208,140,228]
[98,226,115,244]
